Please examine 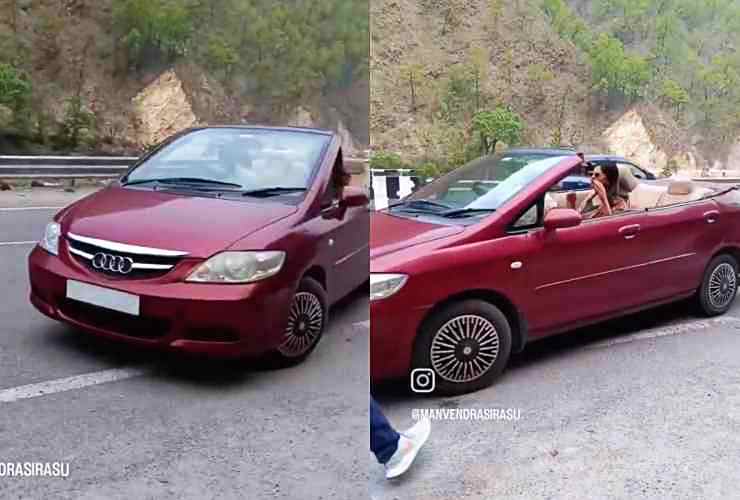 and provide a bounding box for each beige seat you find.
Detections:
[616,164,639,197]
[629,183,667,209]
[657,180,713,206]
